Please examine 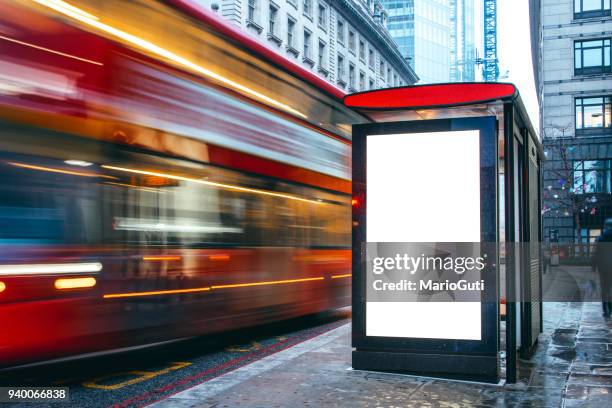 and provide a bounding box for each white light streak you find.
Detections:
[0,262,103,276]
